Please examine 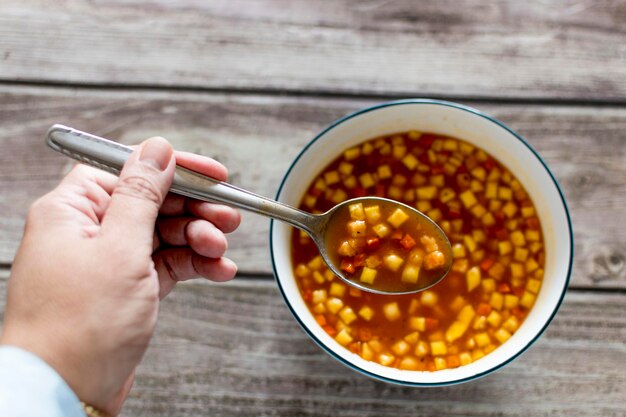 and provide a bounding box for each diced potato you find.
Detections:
[482,212,496,226]
[393,144,407,159]
[338,306,357,324]
[408,130,422,140]
[359,173,376,188]
[420,291,438,307]
[458,305,476,324]
[404,188,416,202]
[330,283,346,298]
[471,204,487,218]
[338,161,354,176]
[452,243,466,258]
[377,164,392,179]
[392,173,408,186]
[502,201,518,218]
[312,271,325,284]
[358,306,374,321]
[526,229,541,242]
[490,292,504,310]
[452,258,469,273]
[335,329,353,346]
[434,357,447,370]
[378,353,395,366]
[459,352,473,366]
[304,194,317,208]
[307,255,324,270]
[504,294,519,309]
[402,153,419,170]
[409,317,426,332]
[408,248,425,266]
[383,302,401,321]
[511,263,525,279]
[312,289,328,304]
[494,328,512,344]
[344,175,357,189]
[338,241,357,257]
[472,229,487,243]
[416,200,432,213]
[487,310,502,327]
[514,247,529,262]
[503,316,520,333]
[349,203,365,220]
[460,142,475,155]
[498,241,513,256]
[499,187,513,200]
[439,188,456,203]
[343,146,361,160]
[404,331,420,345]
[488,262,506,280]
[446,321,468,343]
[399,357,419,370]
[485,182,498,199]
[421,235,439,252]
[295,264,311,278]
[326,297,344,315]
[330,189,348,204]
[416,186,438,200]
[471,349,486,361]
[511,230,526,246]
[466,266,481,292]
[470,167,486,181]
[459,190,478,209]
[364,205,381,223]
[482,278,496,293]
[369,340,383,353]
[426,208,442,223]
[526,279,542,294]
[487,167,502,182]
[384,254,405,272]
[424,251,446,270]
[392,340,411,356]
[365,255,382,269]
[470,179,484,193]
[361,342,375,361]
[472,315,487,330]
[401,265,420,283]
[415,341,429,357]
[450,295,466,312]
[324,170,340,185]
[430,341,447,356]
[347,220,366,237]
[526,257,539,273]
[360,267,377,284]
[463,235,478,253]
[388,186,403,200]
[529,242,543,254]
[430,174,445,187]
[521,206,536,218]
[475,332,491,348]
[372,223,391,238]
[312,303,326,314]
[387,208,410,228]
